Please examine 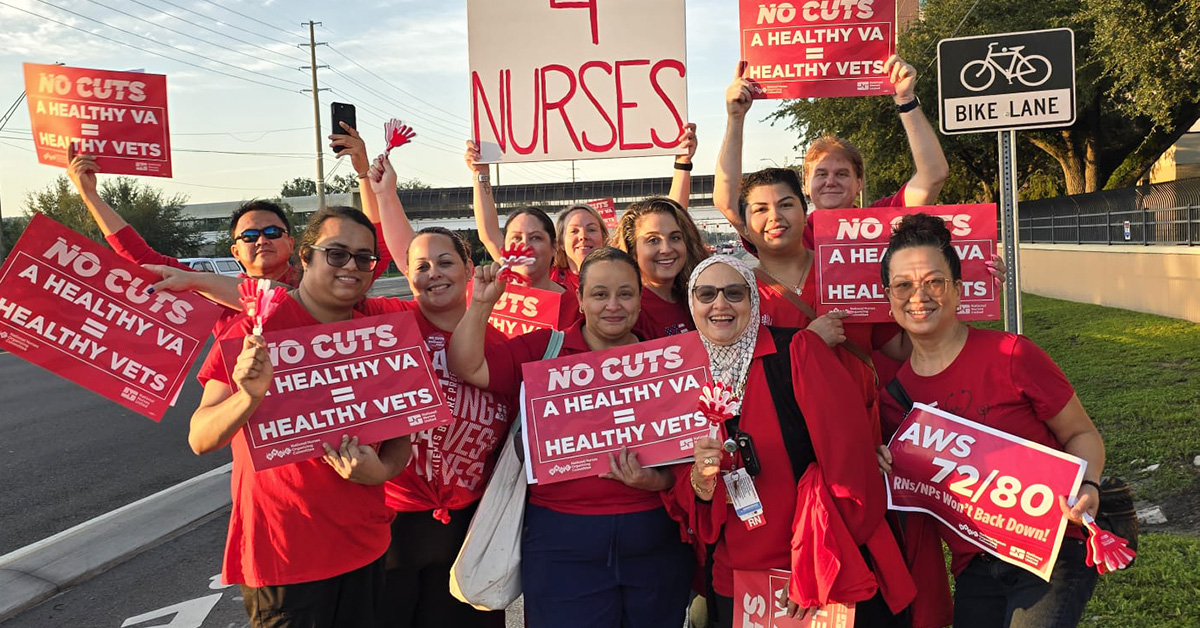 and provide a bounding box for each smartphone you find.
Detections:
[331,102,356,150]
